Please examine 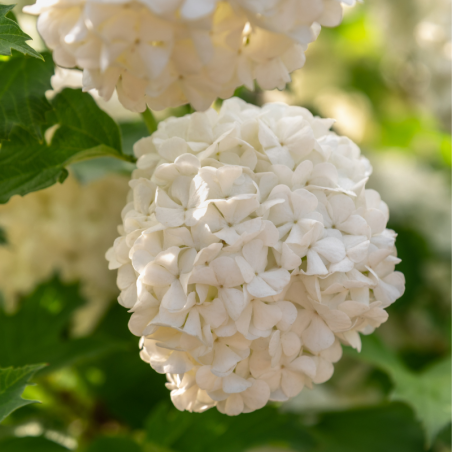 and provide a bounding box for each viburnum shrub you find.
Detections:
[0,0,406,420]
[106,99,405,415]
